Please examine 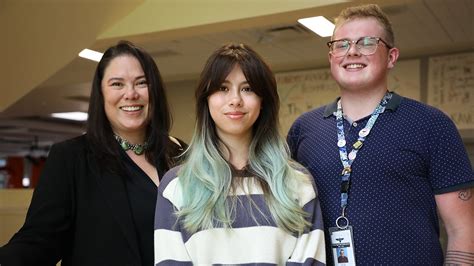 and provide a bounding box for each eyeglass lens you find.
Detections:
[330,37,380,57]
